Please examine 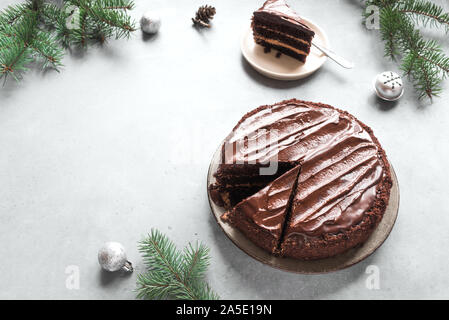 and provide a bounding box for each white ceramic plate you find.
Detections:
[207,144,400,274]
[241,18,329,80]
